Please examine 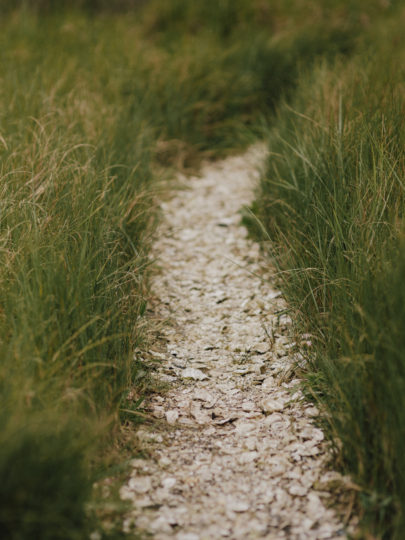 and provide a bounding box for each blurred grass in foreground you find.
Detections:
[253,6,405,538]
